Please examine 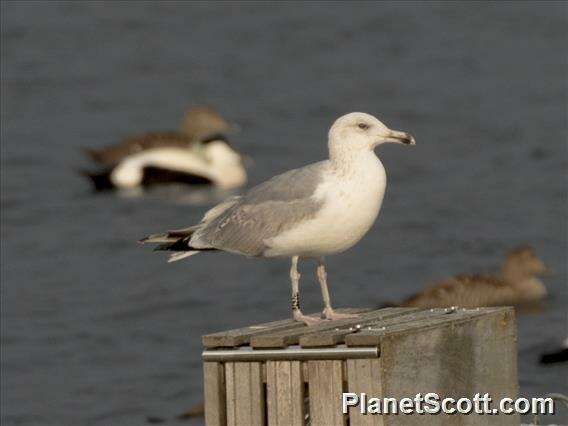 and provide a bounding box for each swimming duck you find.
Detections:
[402,246,548,309]
[540,336,568,364]
[82,107,247,191]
